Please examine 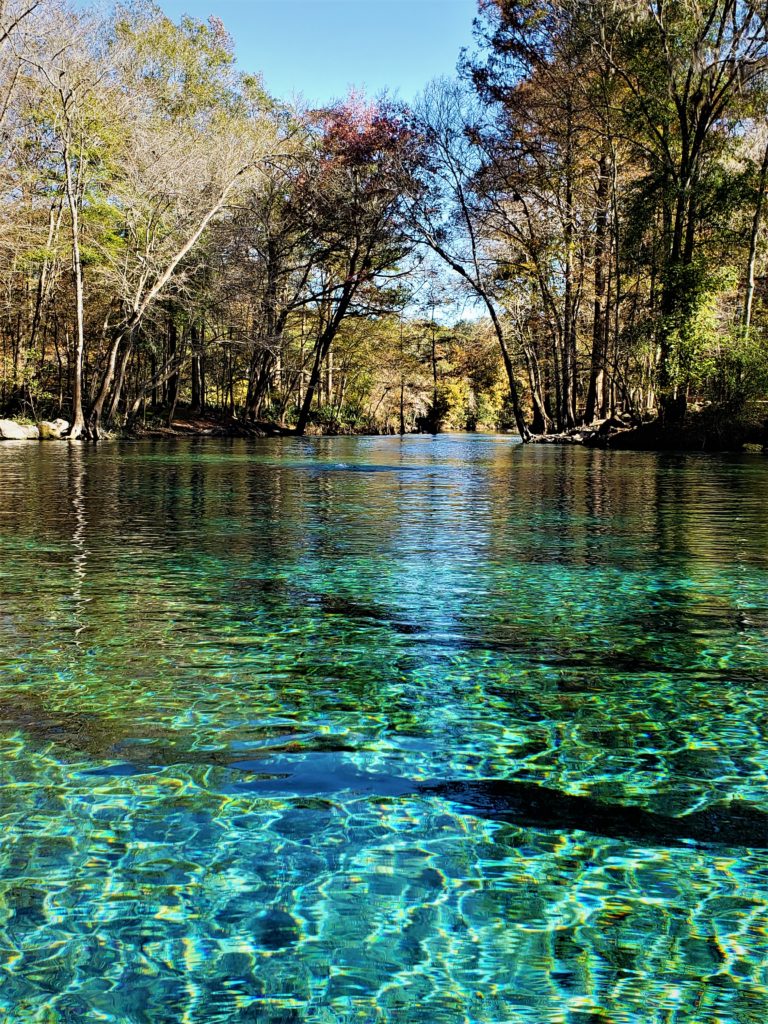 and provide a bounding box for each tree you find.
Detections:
[409,79,531,440]
[585,0,768,422]
[87,9,277,436]
[292,95,417,436]
[21,2,123,436]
